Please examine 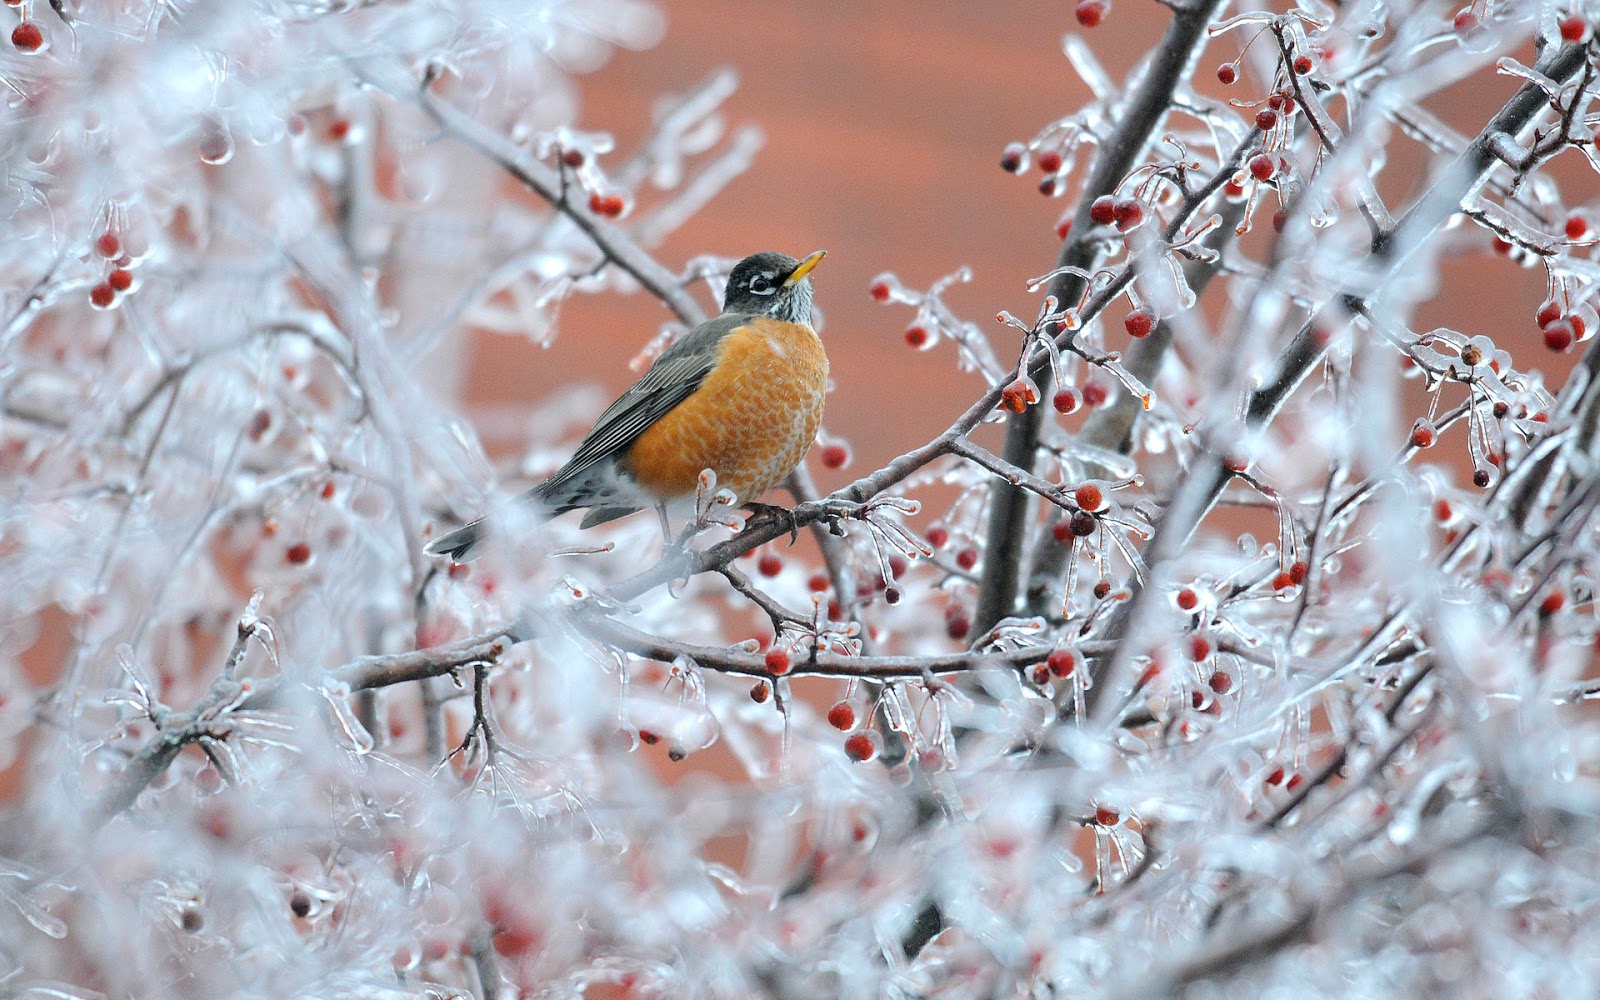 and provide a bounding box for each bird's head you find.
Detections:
[721,250,826,324]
